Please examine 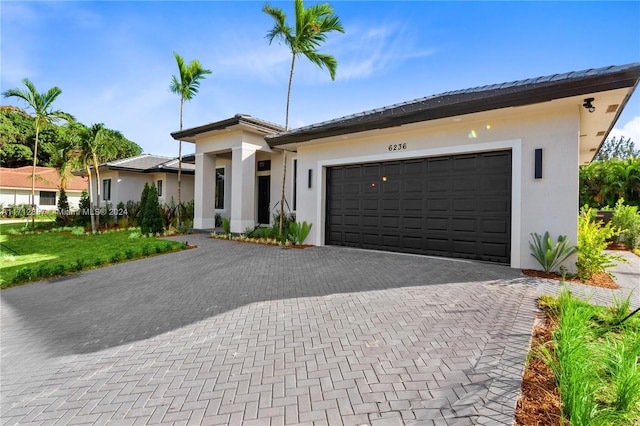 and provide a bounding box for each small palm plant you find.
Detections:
[529,231,577,273]
[288,221,312,245]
